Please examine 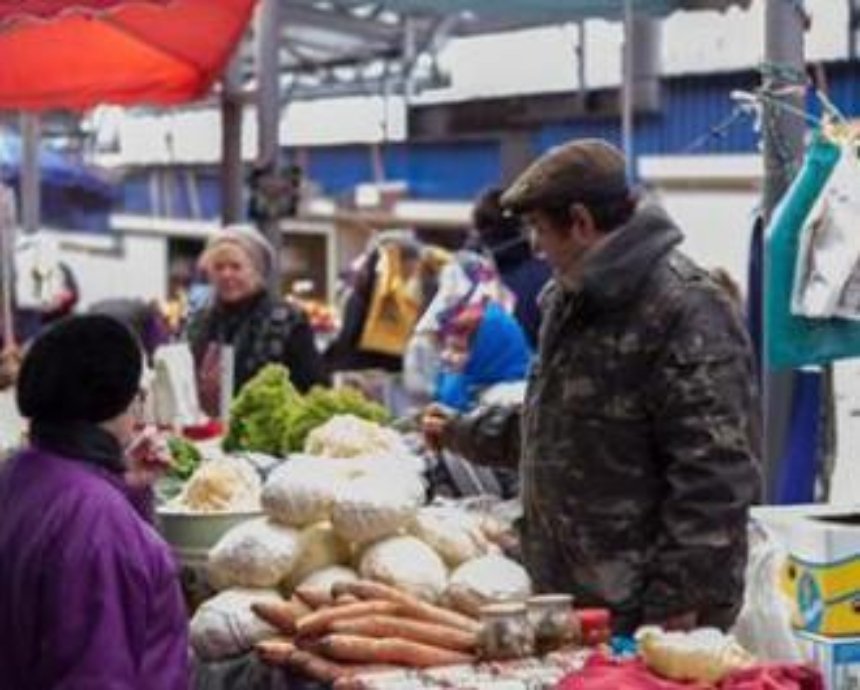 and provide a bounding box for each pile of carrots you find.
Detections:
[253,579,481,688]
